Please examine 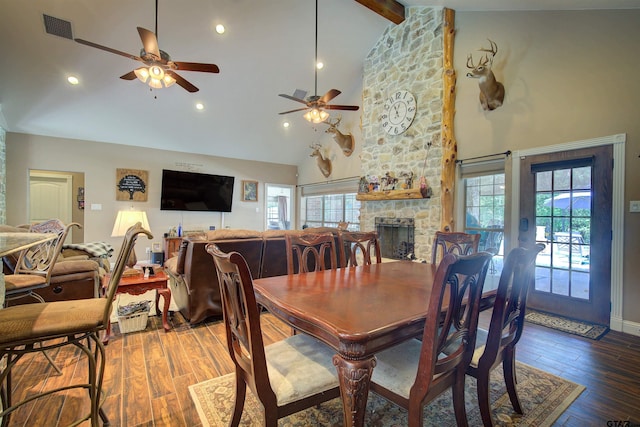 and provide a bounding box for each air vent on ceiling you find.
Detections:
[43,14,73,39]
